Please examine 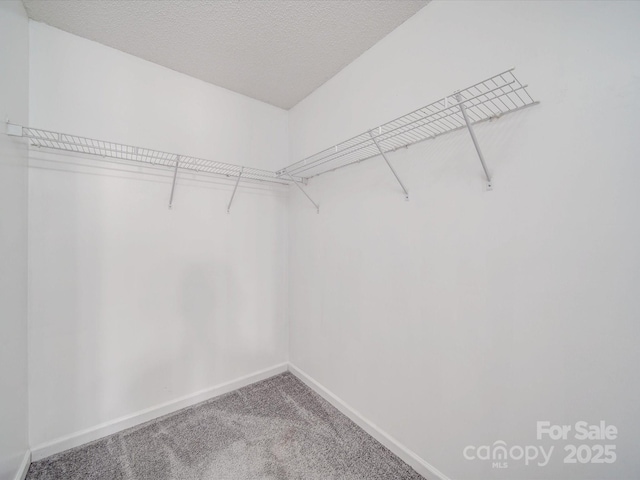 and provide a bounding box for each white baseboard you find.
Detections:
[31,363,288,461]
[288,364,451,480]
[14,450,31,480]
[30,361,449,479]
